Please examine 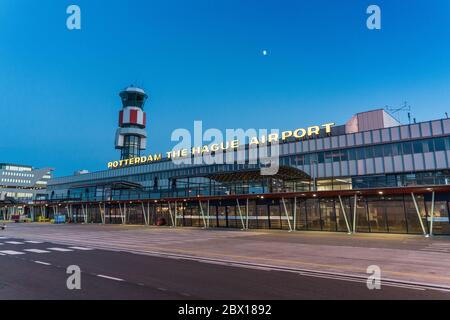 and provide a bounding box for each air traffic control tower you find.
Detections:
[114,86,148,160]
